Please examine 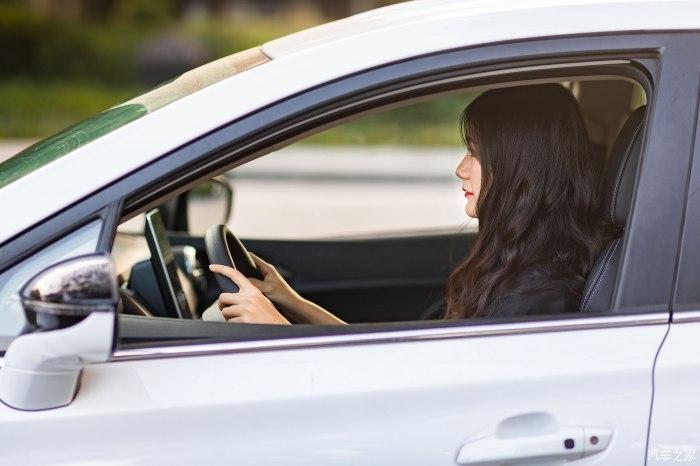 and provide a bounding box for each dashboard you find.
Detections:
[112,231,207,319]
